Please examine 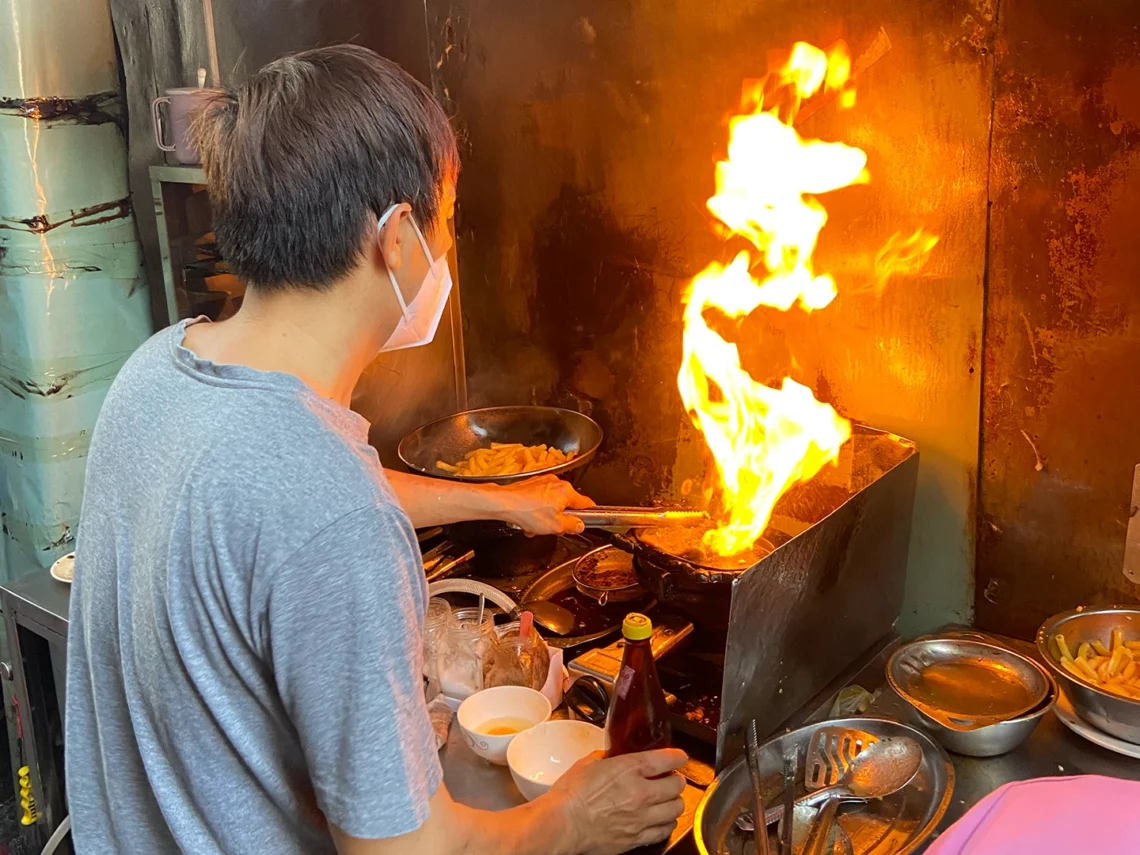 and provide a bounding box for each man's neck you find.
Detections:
[183,281,386,407]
